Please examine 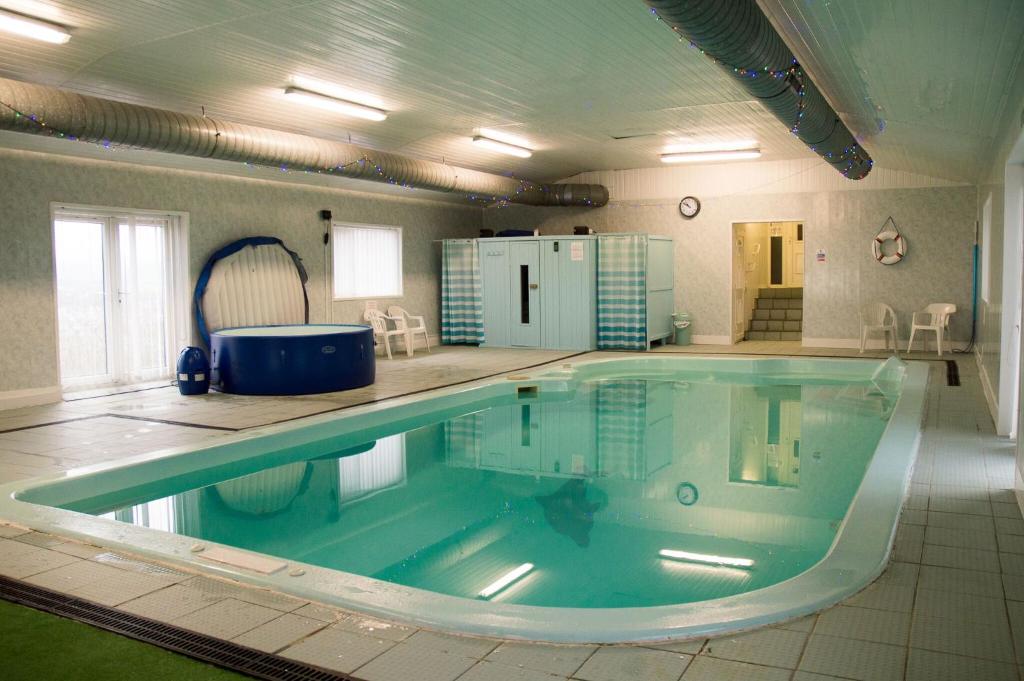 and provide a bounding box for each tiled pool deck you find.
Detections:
[0,346,1020,681]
